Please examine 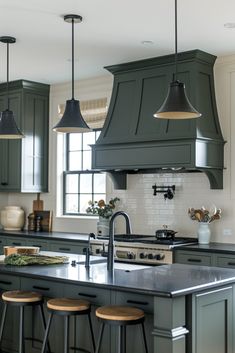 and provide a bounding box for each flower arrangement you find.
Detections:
[86,197,120,219]
[188,206,221,223]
